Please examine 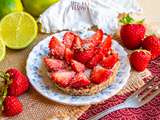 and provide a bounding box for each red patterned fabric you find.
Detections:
[79,57,160,120]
